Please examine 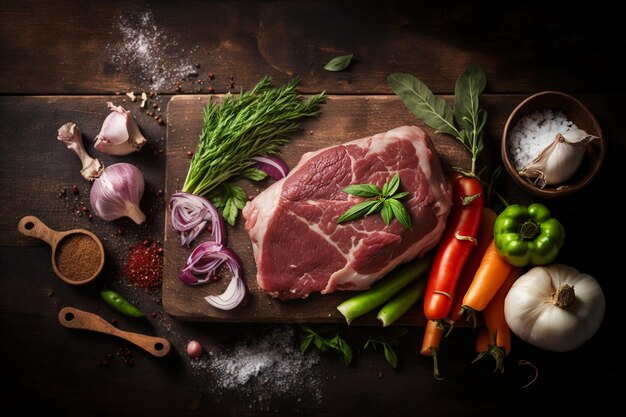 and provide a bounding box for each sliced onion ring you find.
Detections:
[178,240,245,310]
[251,155,290,180]
[169,192,224,247]
[205,275,246,310]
